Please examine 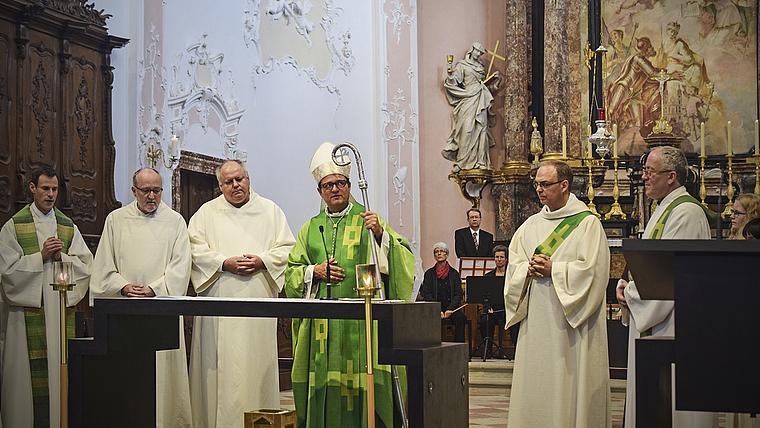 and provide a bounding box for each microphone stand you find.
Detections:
[332,142,408,428]
[318,225,335,299]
